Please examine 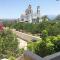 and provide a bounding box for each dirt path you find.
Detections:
[11,29,41,42]
[17,38,27,50]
